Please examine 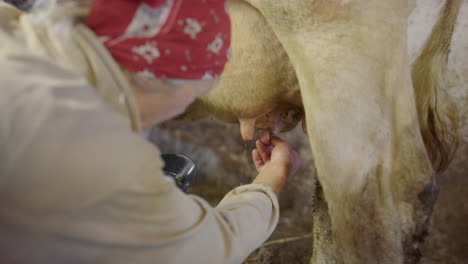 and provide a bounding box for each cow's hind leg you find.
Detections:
[245,0,438,263]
